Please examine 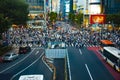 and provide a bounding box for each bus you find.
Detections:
[103,47,120,72]
[100,40,115,51]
